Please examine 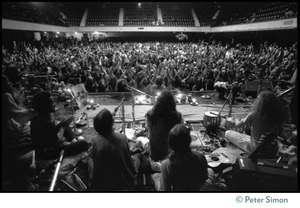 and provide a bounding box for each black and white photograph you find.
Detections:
[1,2,298,205]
